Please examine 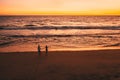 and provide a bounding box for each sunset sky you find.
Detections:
[0,0,120,15]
